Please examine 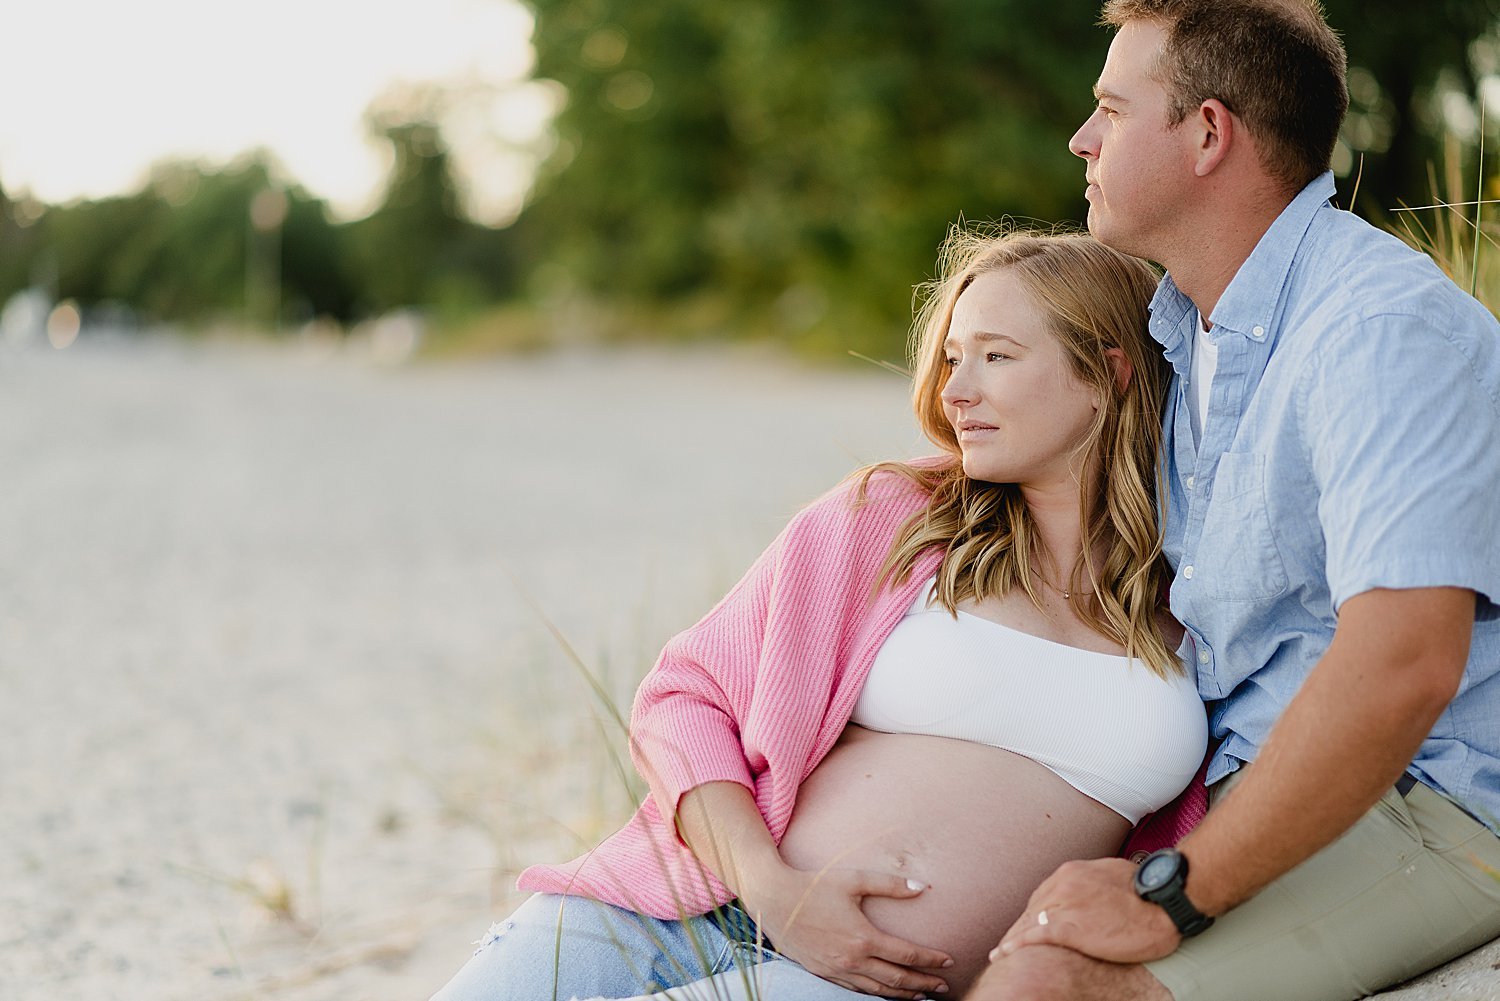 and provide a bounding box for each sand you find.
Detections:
[3,331,1494,1000]
[0,331,923,1000]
